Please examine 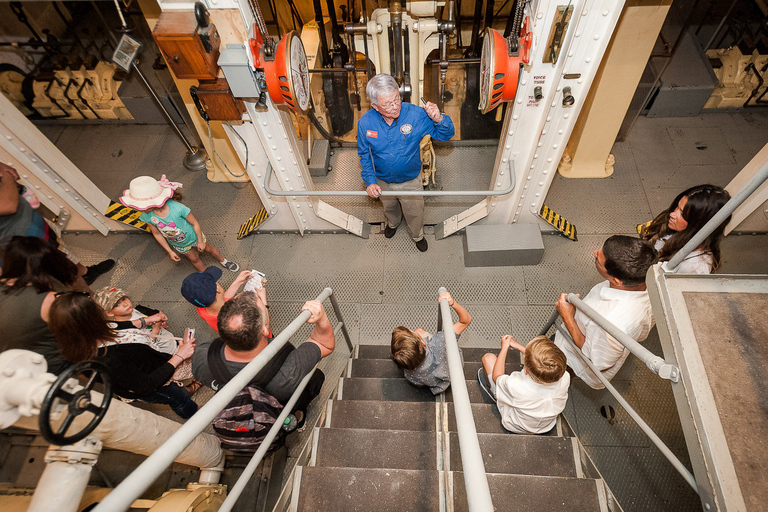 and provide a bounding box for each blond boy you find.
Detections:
[479,335,570,434]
